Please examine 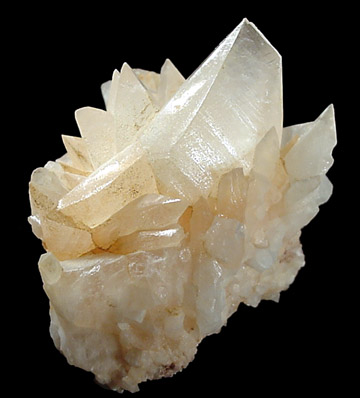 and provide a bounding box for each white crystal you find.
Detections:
[284,105,336,179]
[28,18,336,393]
[140,19,282,202]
